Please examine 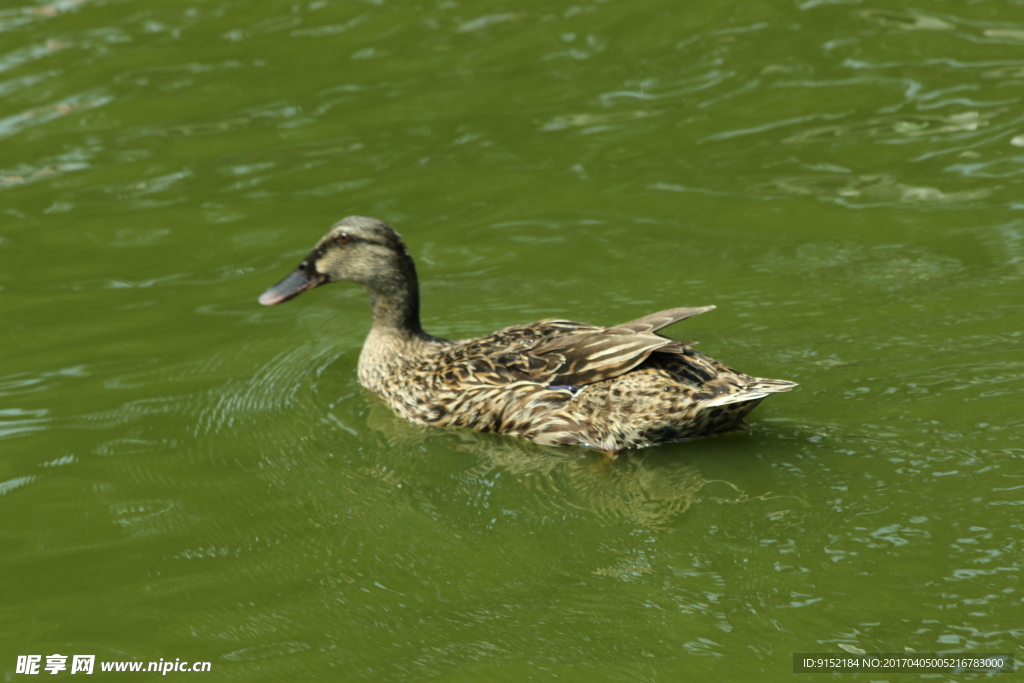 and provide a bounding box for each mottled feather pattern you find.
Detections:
[262,217,797,452]
[359,313,795,451]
